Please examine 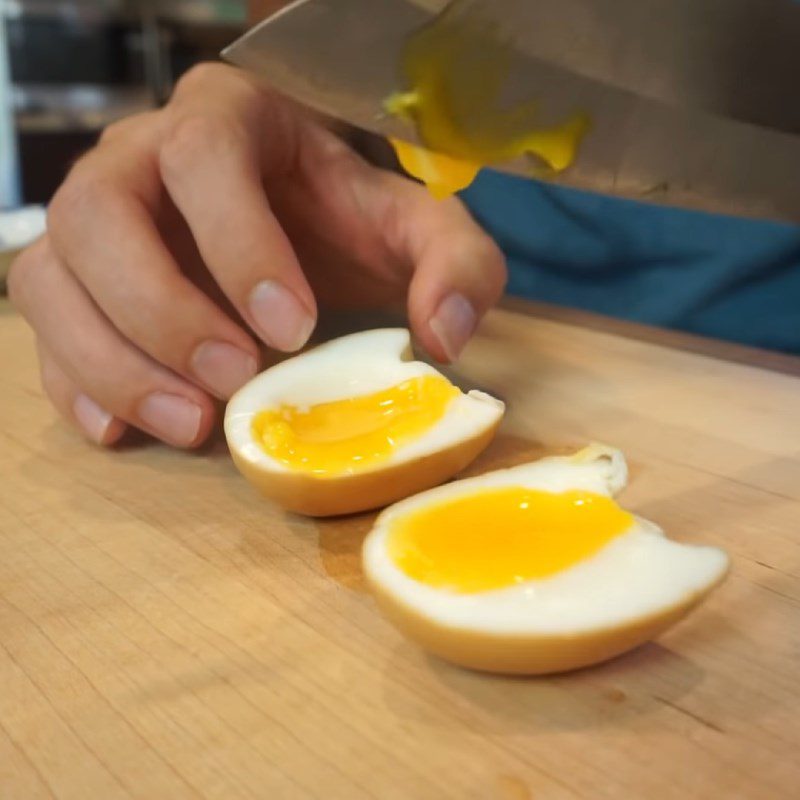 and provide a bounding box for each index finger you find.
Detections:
[159,66,317,353]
